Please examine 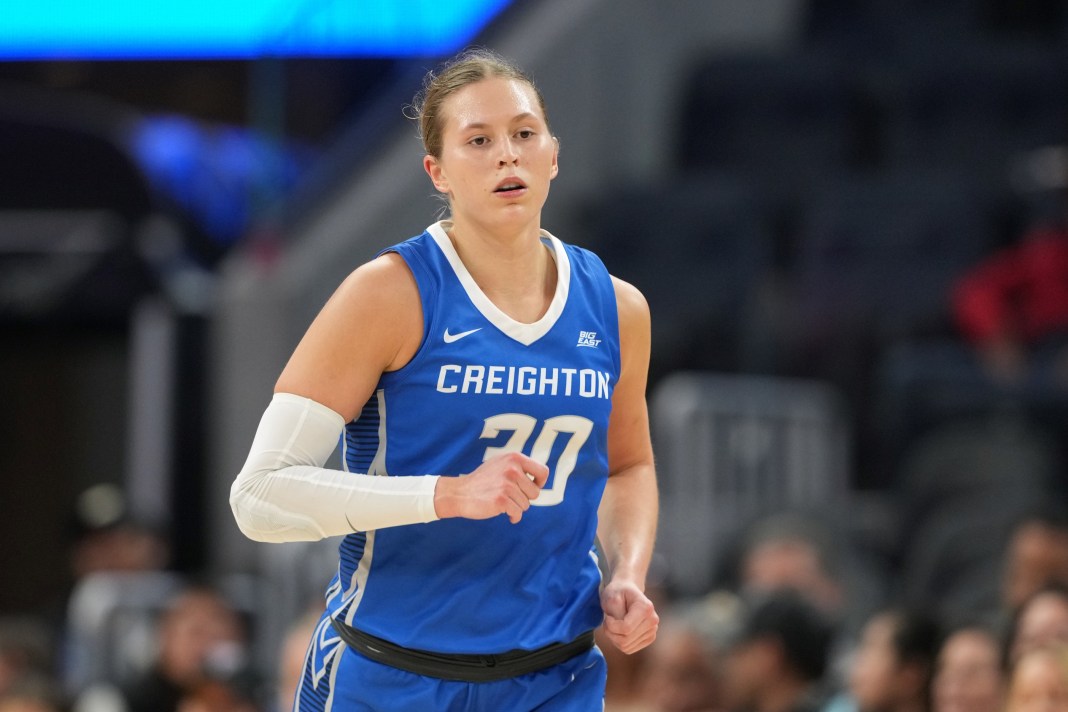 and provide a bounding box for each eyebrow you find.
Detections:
[458,112,539,131]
